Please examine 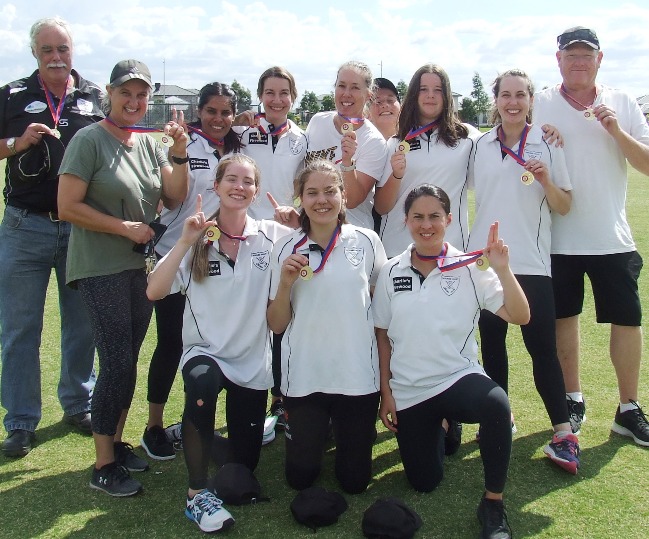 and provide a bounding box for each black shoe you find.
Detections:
[90,462,142,497]
[477,496,512,539]
[114,441,149,472]
[141,425,175,460]
[611,401,649,447]
[63,412,92,435]
[1,429,35,457]
[445,420,463,456]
